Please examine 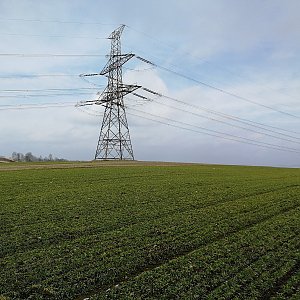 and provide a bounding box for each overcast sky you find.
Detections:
[0,0,300,167]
